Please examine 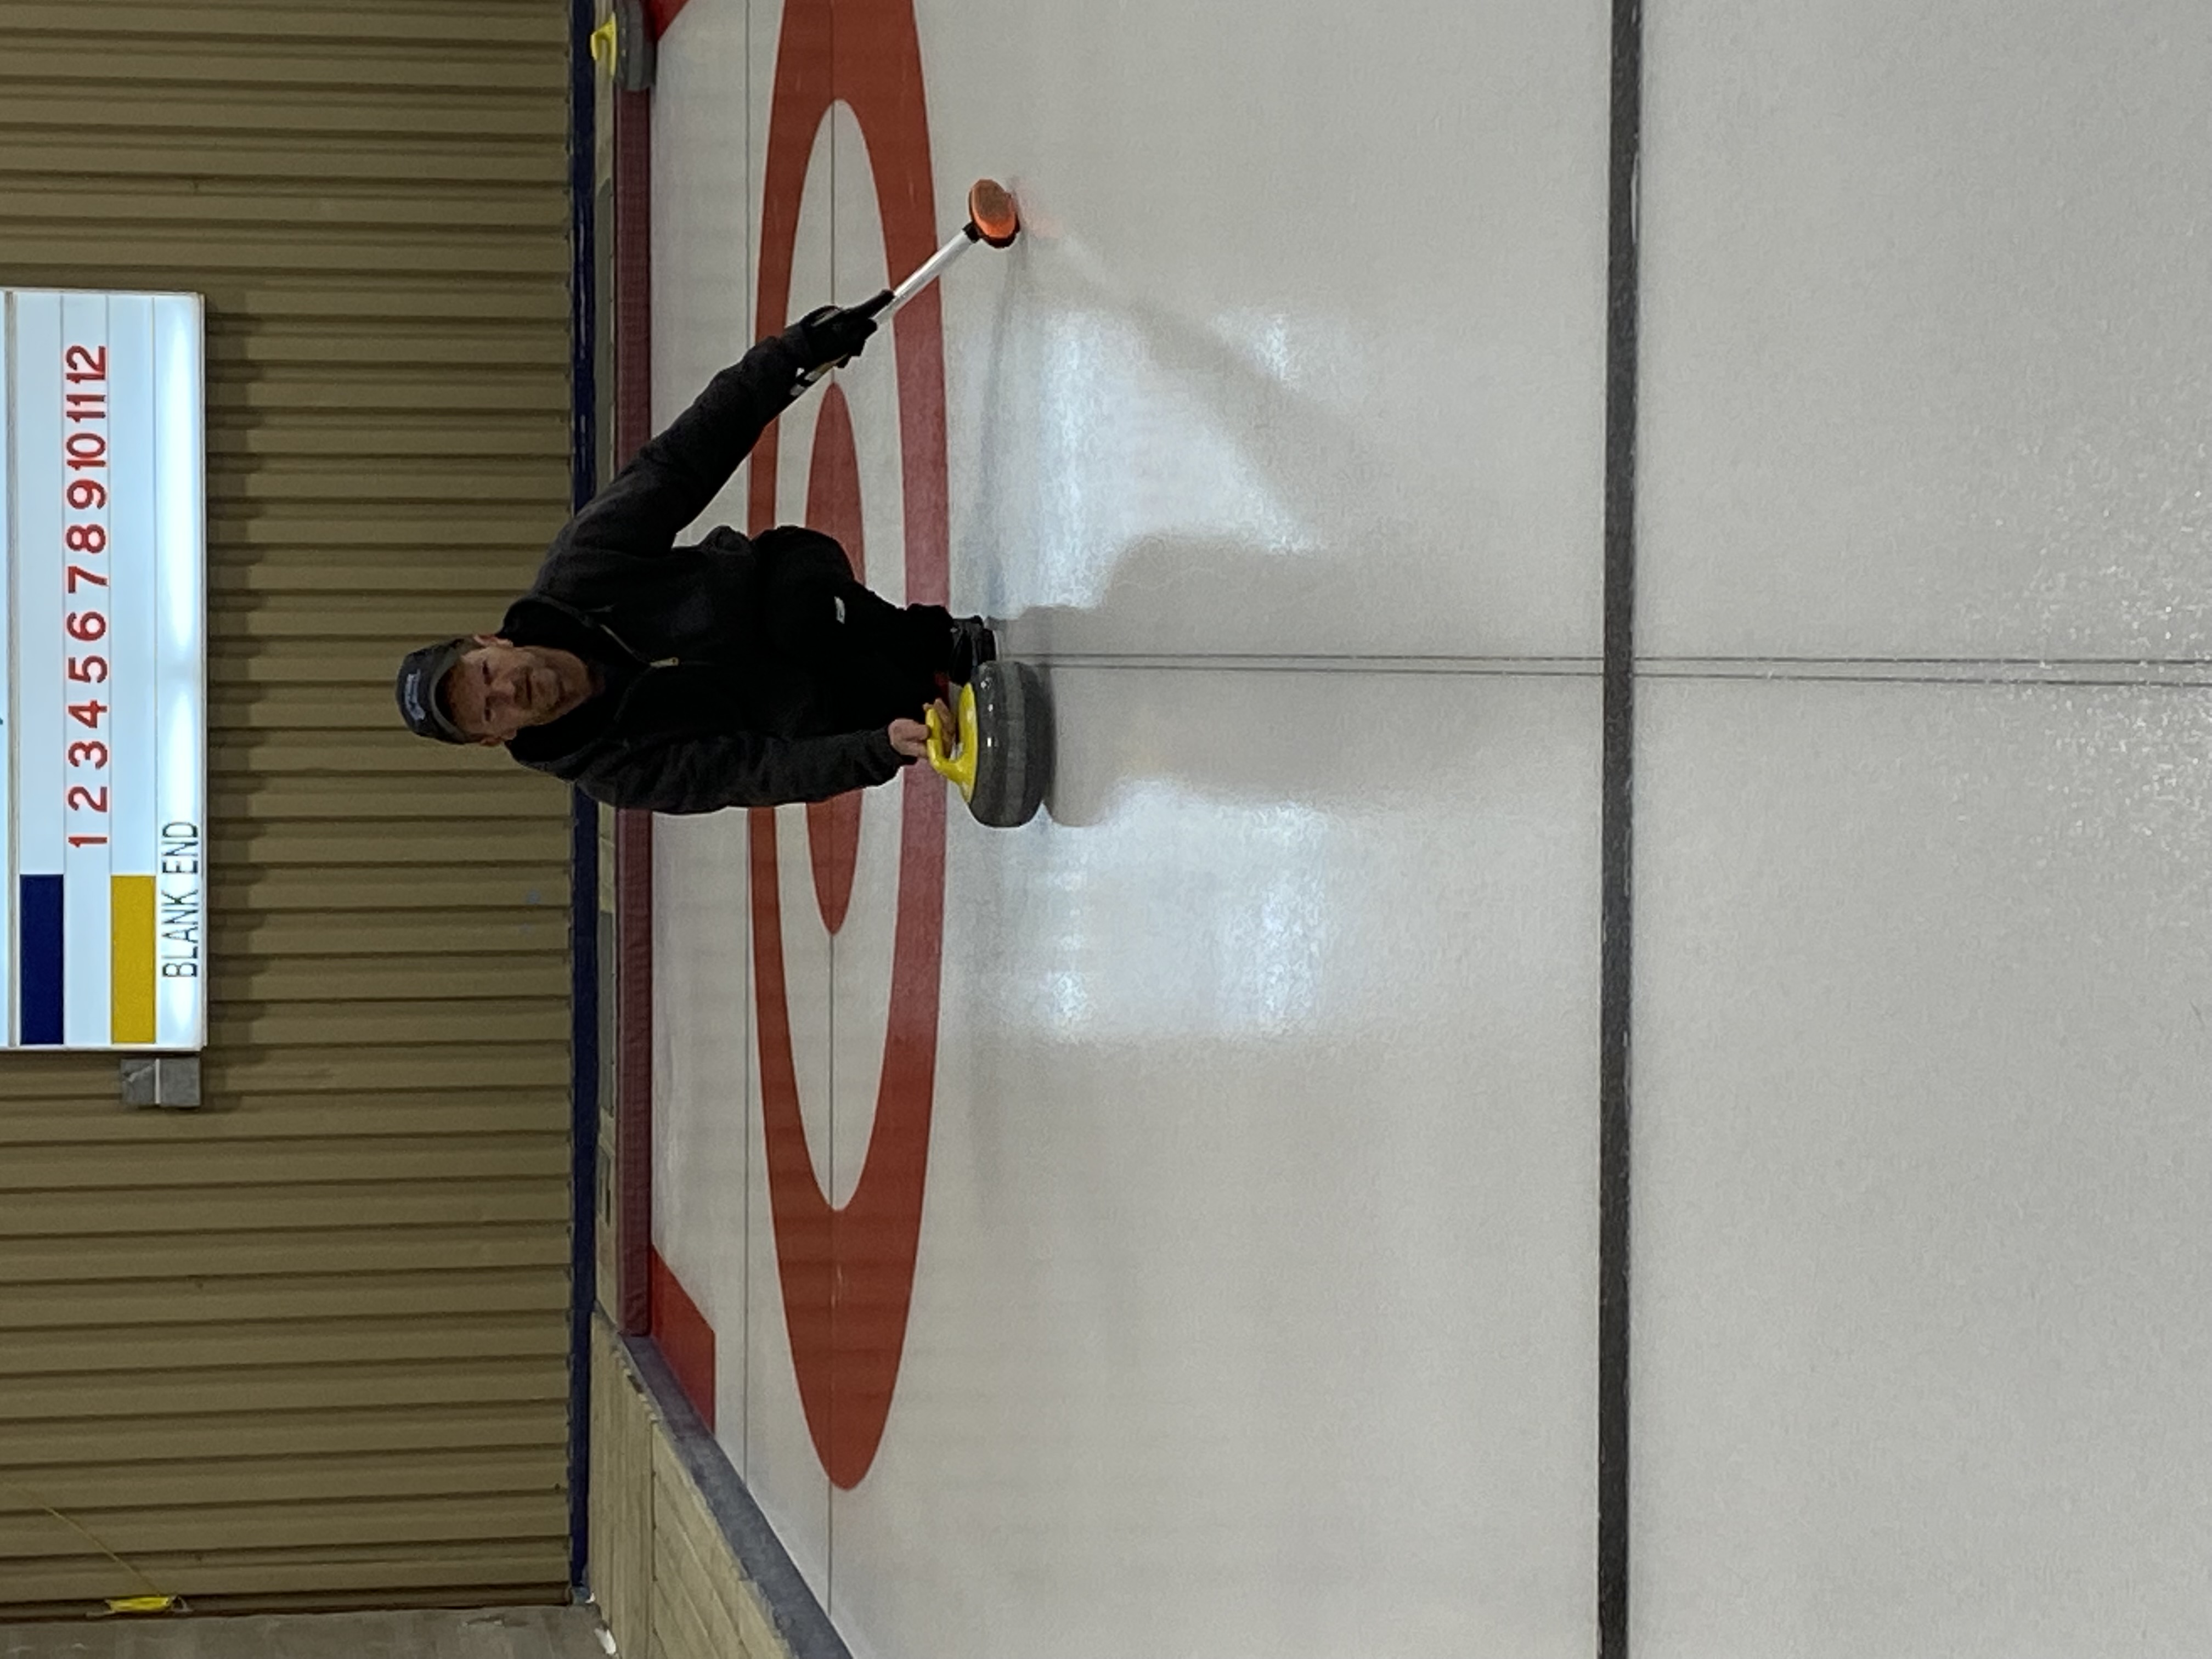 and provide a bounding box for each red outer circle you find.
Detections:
[746,0,949,1491]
